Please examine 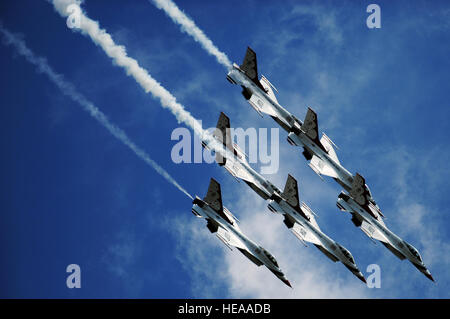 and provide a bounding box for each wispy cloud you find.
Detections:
[0,23,192,200]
